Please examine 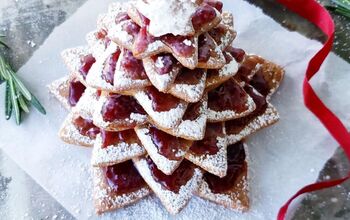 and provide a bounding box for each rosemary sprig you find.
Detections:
[326,0,350,19]
[0,36,46,125]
